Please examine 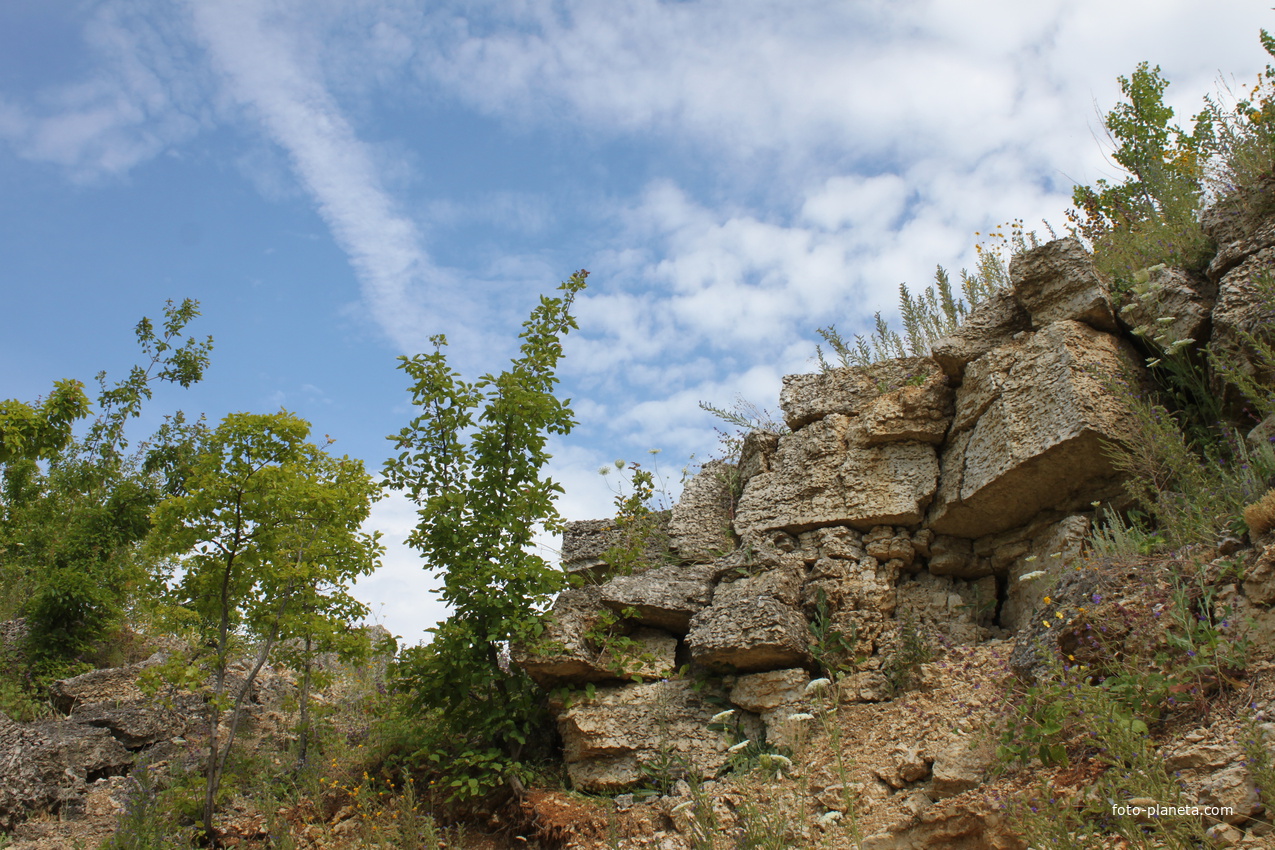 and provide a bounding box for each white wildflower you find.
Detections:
[1018,570,1046,582]
[728,740,751,753]
[805,678,832,695]
[709,709,735,724]
[817,811,843,826]
[787,712,816,723]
